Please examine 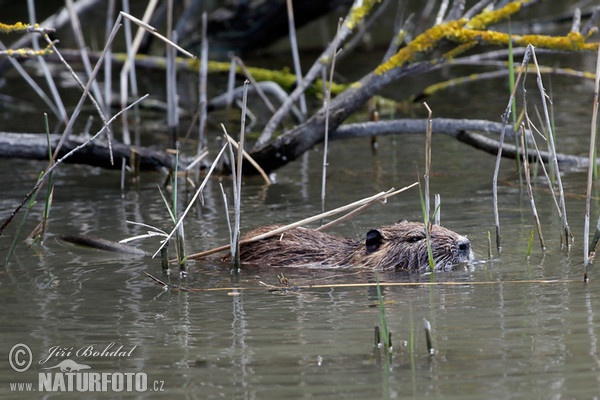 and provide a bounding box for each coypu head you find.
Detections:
[358,221,473,271]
